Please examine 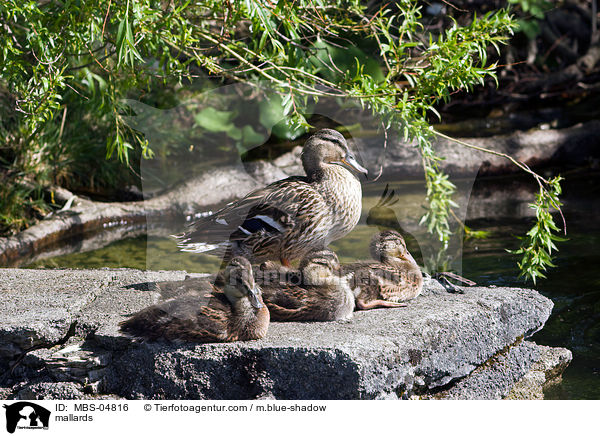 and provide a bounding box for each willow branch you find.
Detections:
[432,128,566,233]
